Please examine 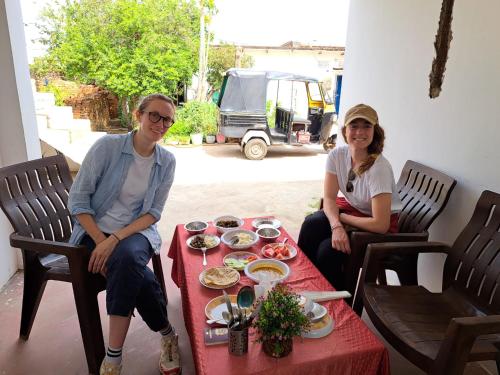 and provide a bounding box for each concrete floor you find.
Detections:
[0,144,494,374]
